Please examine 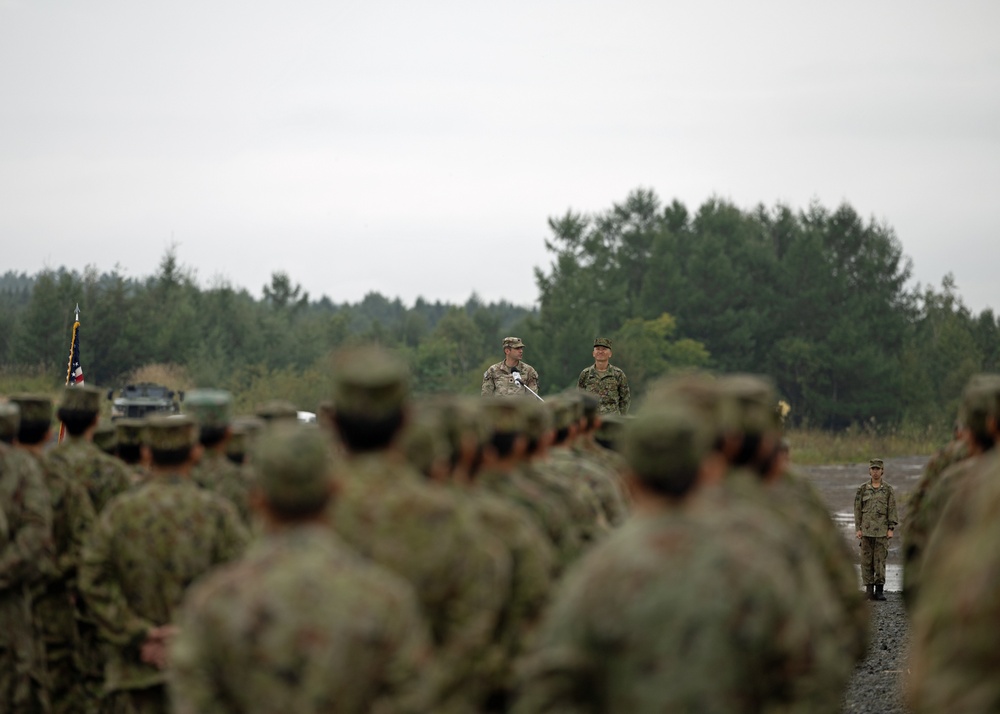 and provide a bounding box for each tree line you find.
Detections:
[2,188,997,431]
